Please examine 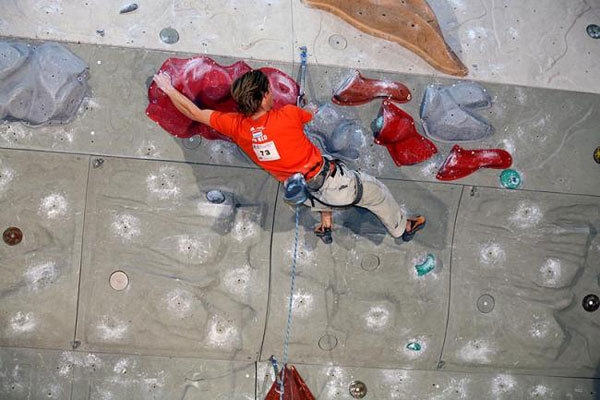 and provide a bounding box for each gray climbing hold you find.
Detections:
[420,82,494,143]
[206,190,226,204]
[119,3,138,14]
[160,27,180,45]
[305,103,365,161]
[0,41,89,125]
